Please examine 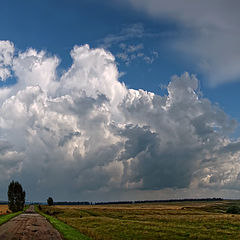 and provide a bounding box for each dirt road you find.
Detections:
[0,205,63,239]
